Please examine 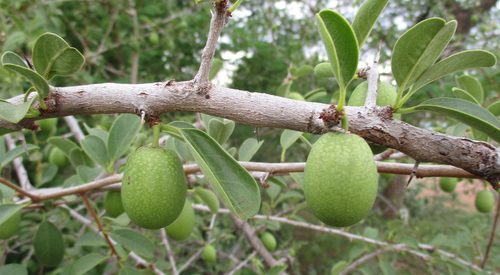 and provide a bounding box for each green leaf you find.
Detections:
[398,236,419,250]
[178,128,260,220]
[81,135,110,169]
[209,58,223,80]
[0,128,16,137]
[411,98,500,143]
[304,88,327,102]
[201,114,223,130]
[109,229,155,258]
[37,164,58,187]
[392,19,456,92]
[101,212,131,227]
[238,138,264,162]
[331,261,349,275]
[352,0,389,48]
[193,187,220,214]
[349,244,366,261]
[48,137,88,167]
[107,114,141,162]
[314,62,334,78]
[76,165,104,183]
[487,101,500,116]
[173,138,194,161]
[452,88,480,105]
[455,75,484,104]
[274,190,303,206]
[208,119,235,145]
[70,148,94,168]
[1,52,50,98]
[268,176,287,189]
[1,144,38,168]
[84,124,108,146]
[280,130,303,162]
[266,181,281,200]
[75,233,107,247]
[32,33,85,80]
[402,50,496,105]
[289,172,304,190]
[34,221,65,267]
[316,10,359,92]
[378,259,395,275]
[119,266,142,275]
[293,65,314,78]
[0,96,39,123]
[0,204,23,226]
[71,253,107,275]
[269,264,288,275]
[0,264,28,275]
[276,82,292,97]
[364,226,379,239]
